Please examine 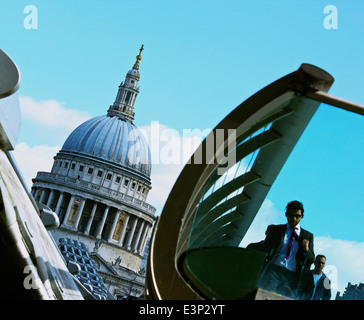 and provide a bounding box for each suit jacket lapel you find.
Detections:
[278,224,287,248]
